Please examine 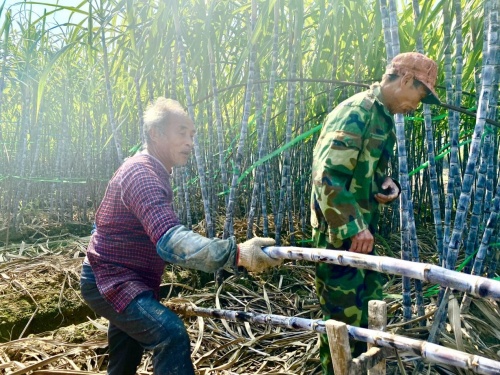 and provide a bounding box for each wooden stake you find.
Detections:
[368,300,388,375]
[325,319,352,375]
